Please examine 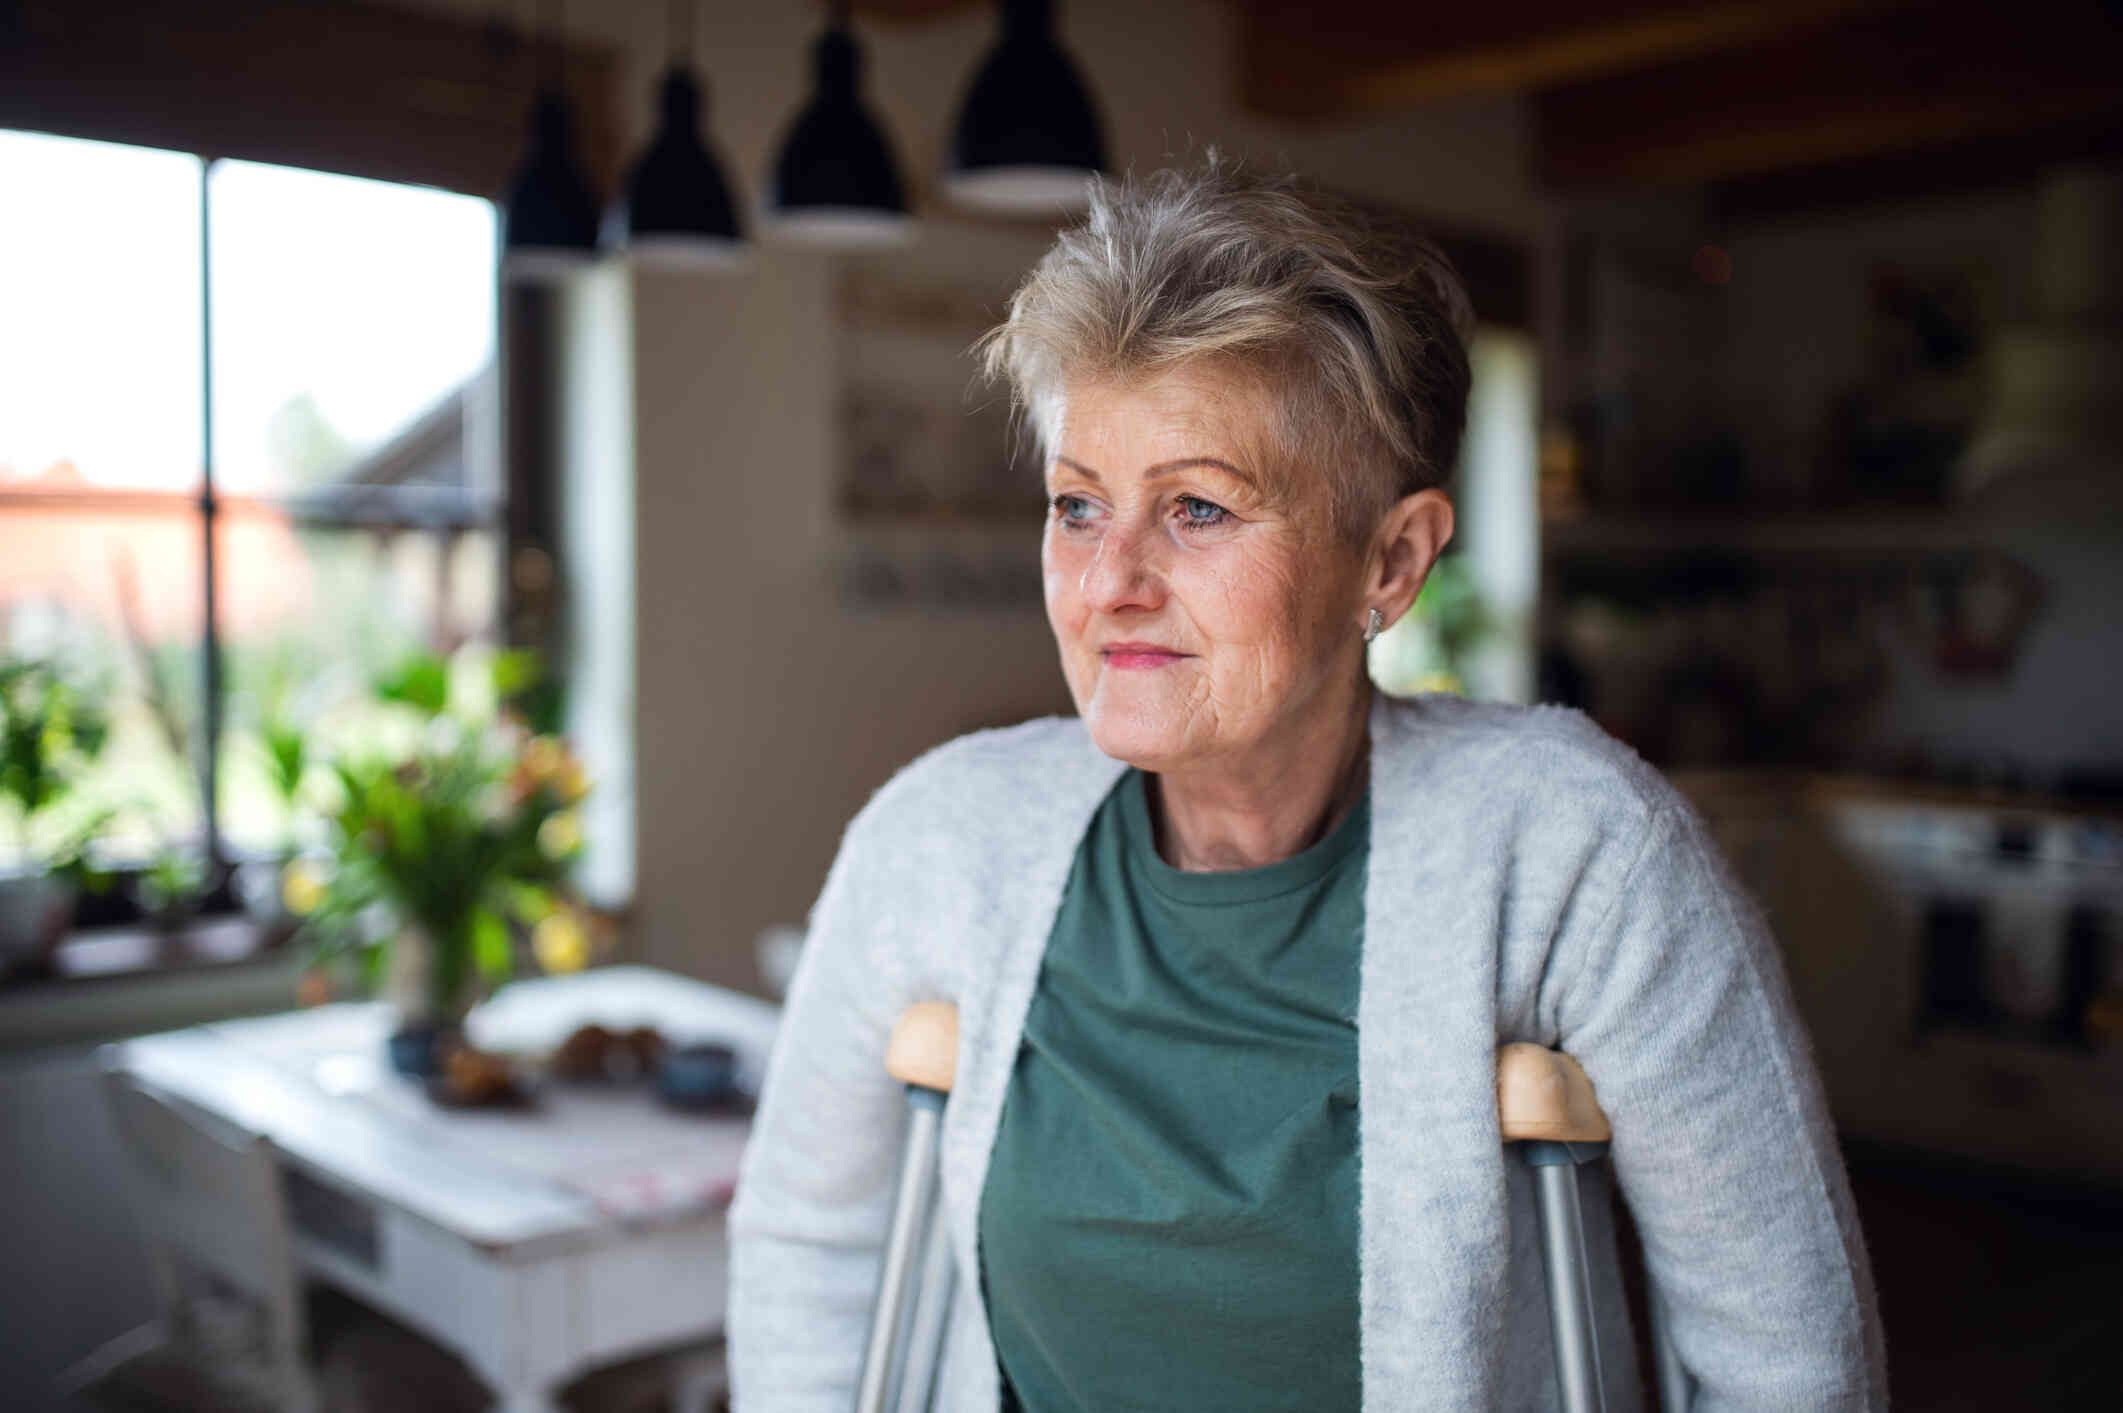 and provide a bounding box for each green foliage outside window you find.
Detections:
[1370,554,1494,698]
[0,655,116,881]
